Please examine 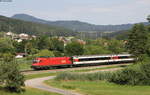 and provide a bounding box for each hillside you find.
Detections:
[12,14,149,32]
[0,15,76,36]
